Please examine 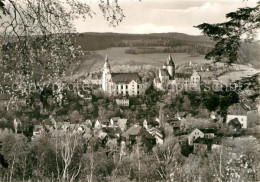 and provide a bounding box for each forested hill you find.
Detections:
[73,32,260,68]
[74,32,212,51]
